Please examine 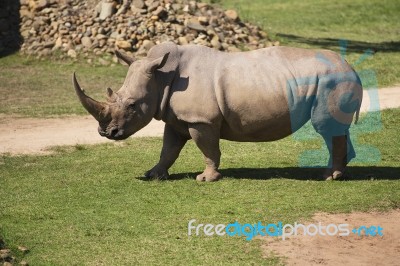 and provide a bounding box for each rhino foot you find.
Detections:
[144,165,170,180]
[324,169,345,181]
[196,169,222,182]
